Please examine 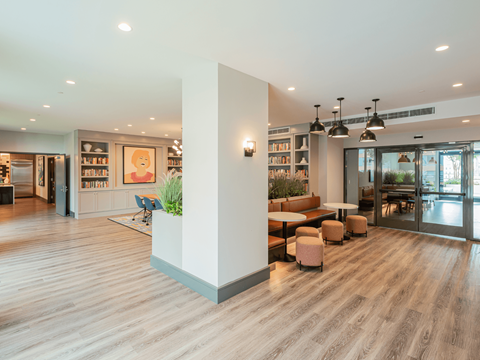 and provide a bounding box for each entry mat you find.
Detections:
[108,216,152,236]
